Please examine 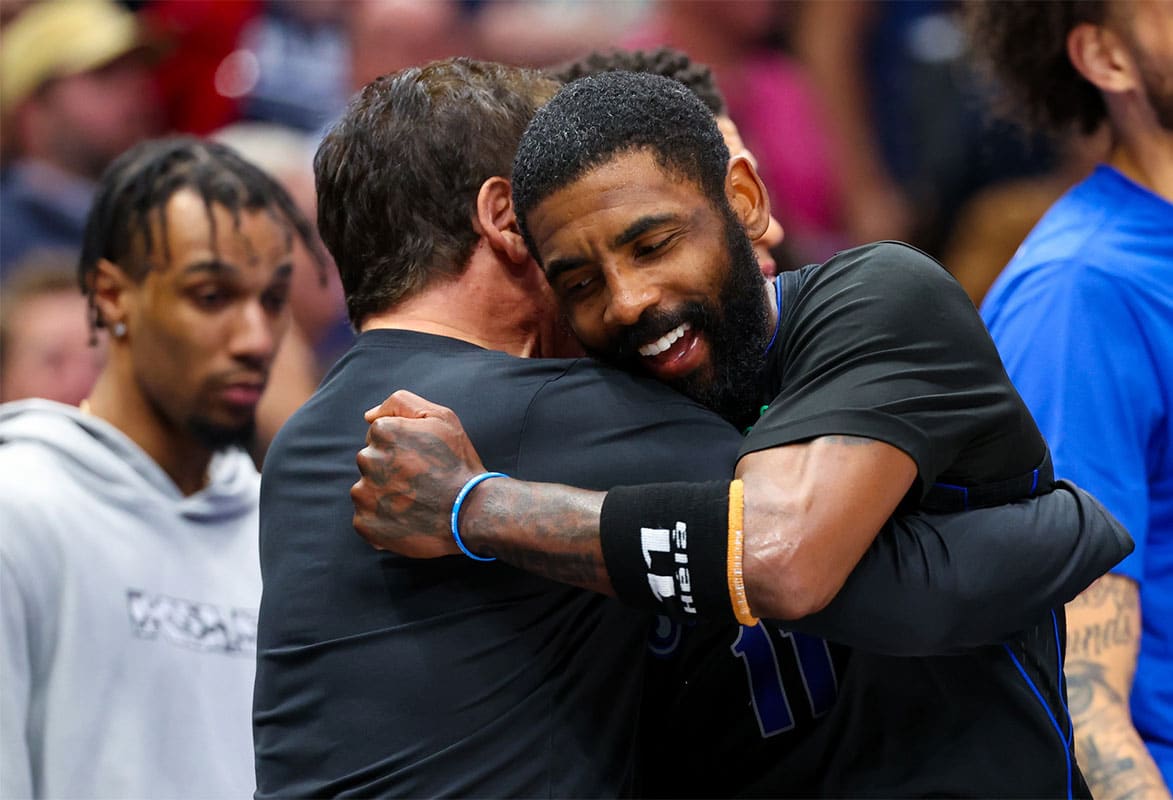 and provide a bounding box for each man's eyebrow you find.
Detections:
[544,213,683,284]
[612,213,680,249]
[181,259,239,277]
[545,256,591,285]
